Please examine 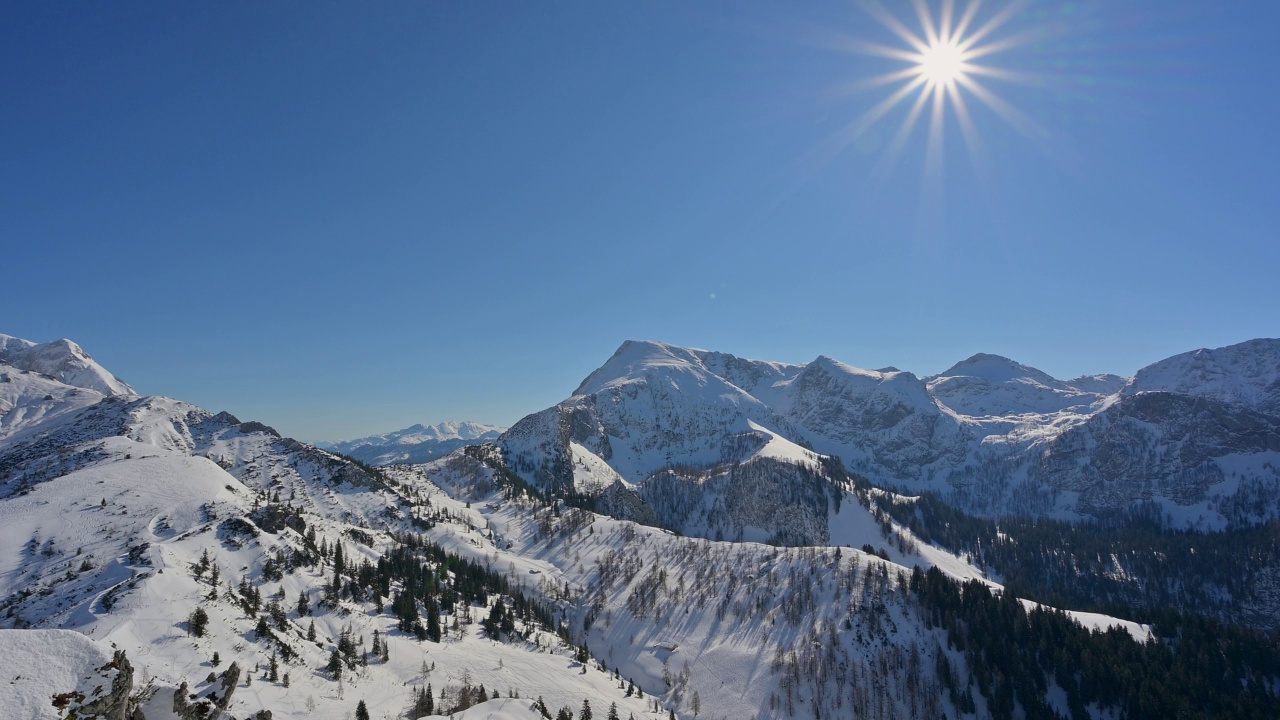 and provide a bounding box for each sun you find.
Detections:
[817,0,1043,187]
[917,40,967,88]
